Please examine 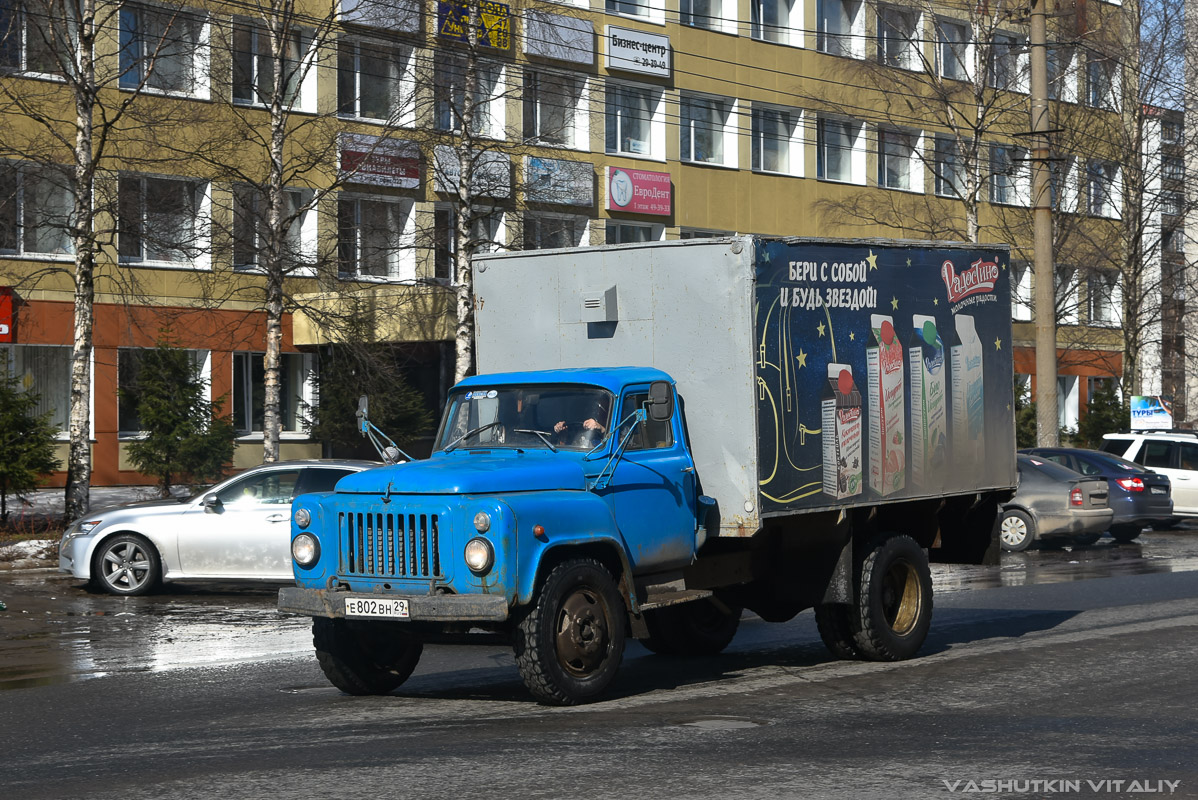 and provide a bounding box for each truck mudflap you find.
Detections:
[278,587,510,622]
